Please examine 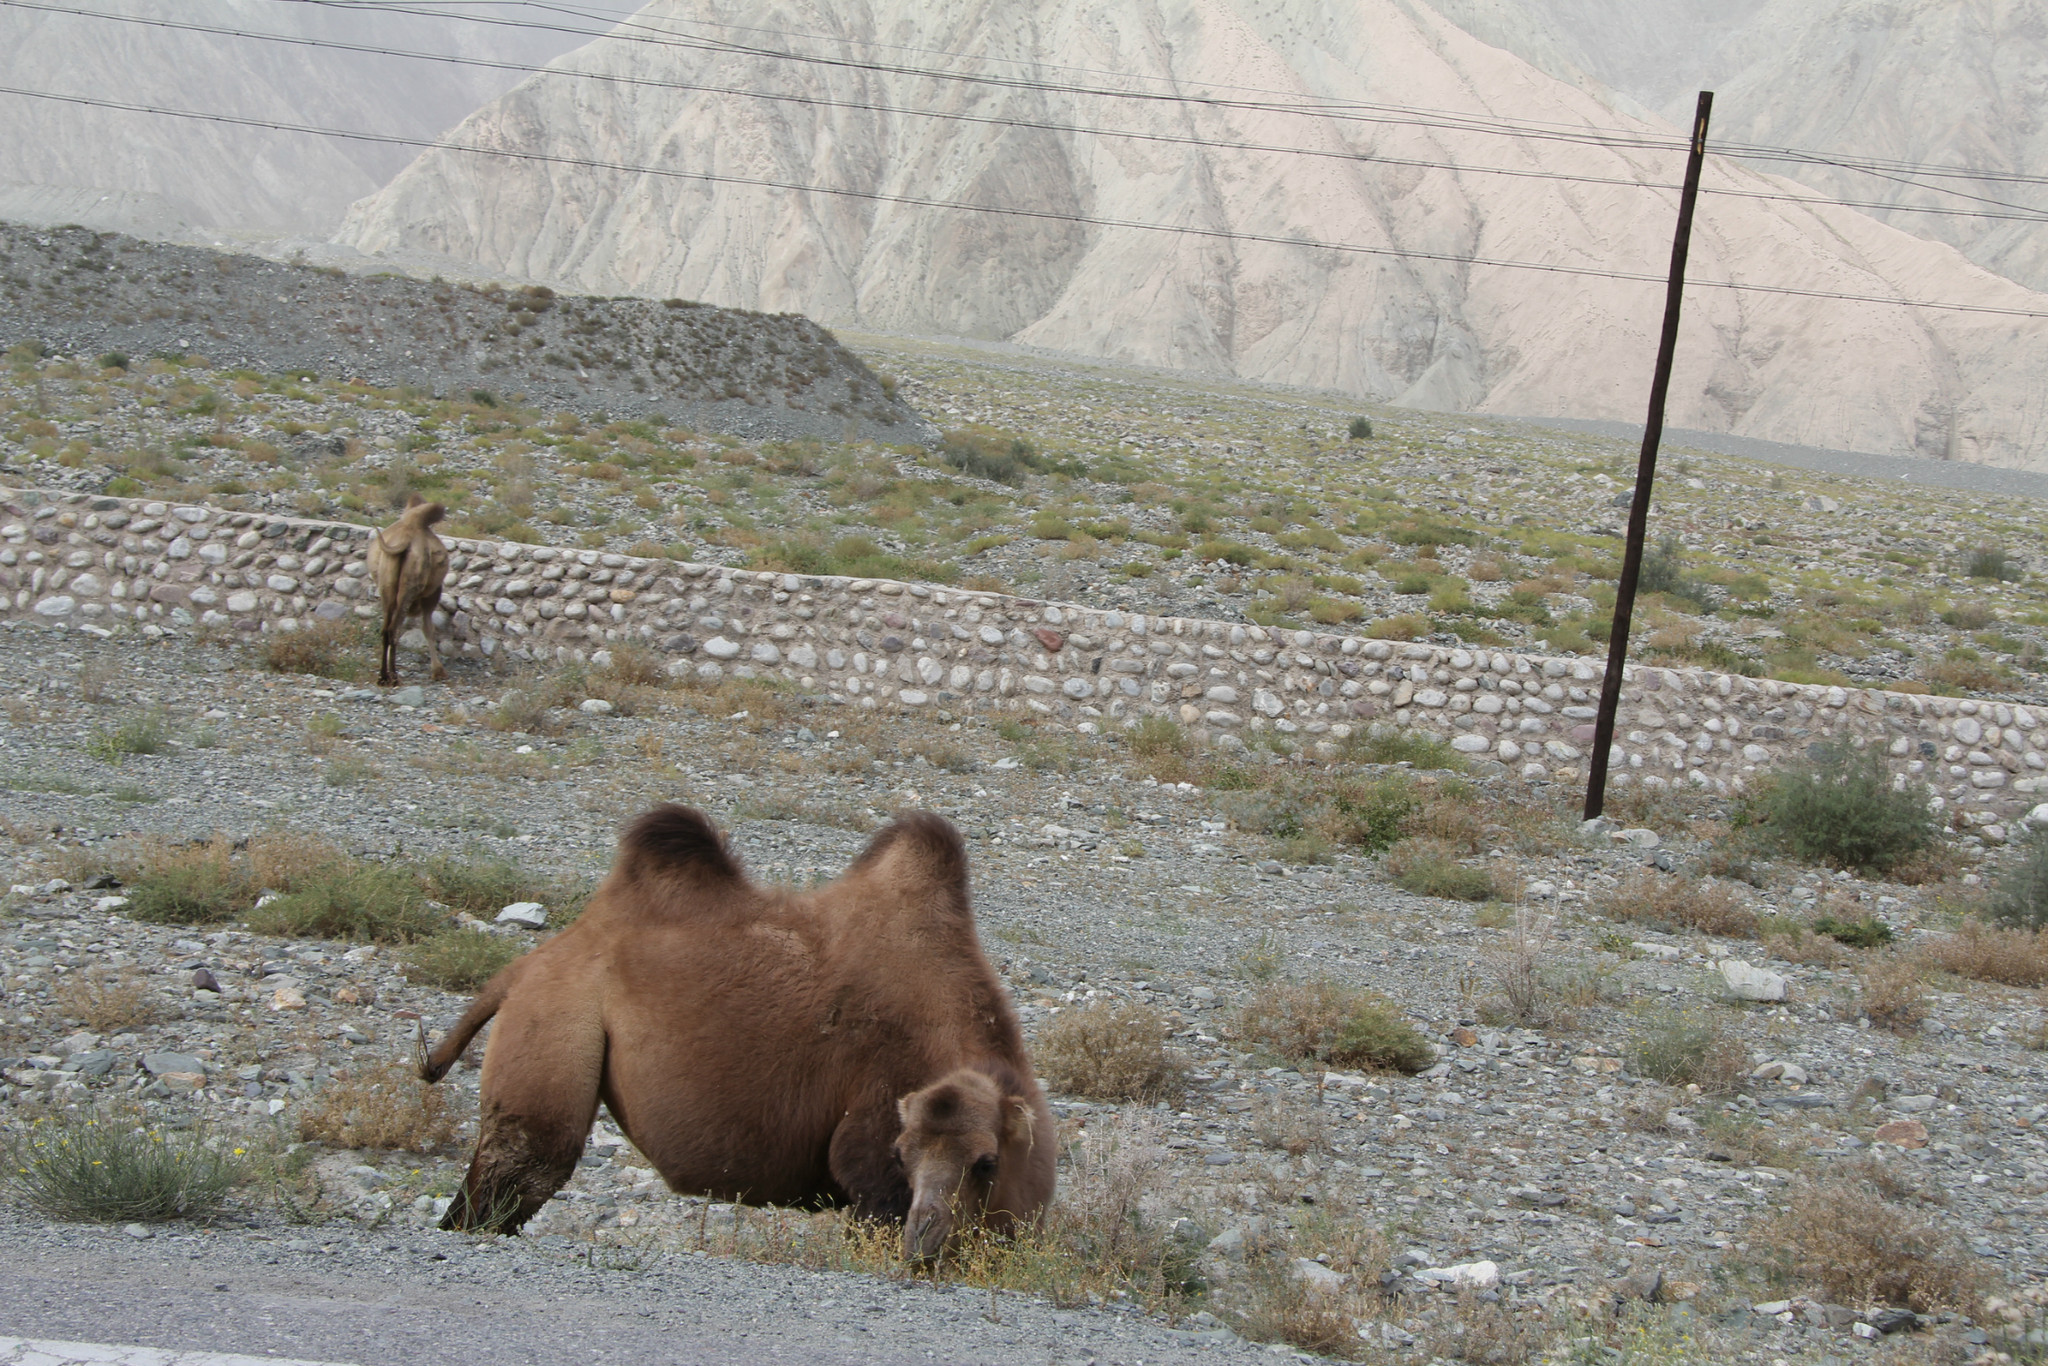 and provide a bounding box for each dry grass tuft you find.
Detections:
[1594,871,1759,938]
[1480,911,1613,1028]
[1750,1173,1988,1313]
[1917,920,2048,987]
[1759,920,1851,966]
[259,617,370,681]
[1232,1259,1363,1355]
[1250,1098,1330,1157]
[53,966,159,1032]
[1844,953,1929,1033]
[1236,978,1434,1073]
[247,830,350,892]
[298,1061,458,1153]
[1033,1001,1189,1103]
[1423,1289,1552,1366]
